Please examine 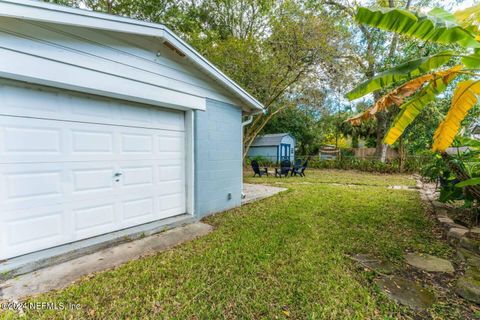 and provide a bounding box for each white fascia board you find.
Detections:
[0,0,166,38]
[0,0,266,113]
[161,28,266,113]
